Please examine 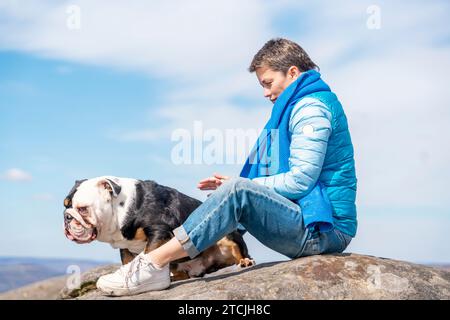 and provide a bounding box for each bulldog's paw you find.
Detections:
[239,258,255,268]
